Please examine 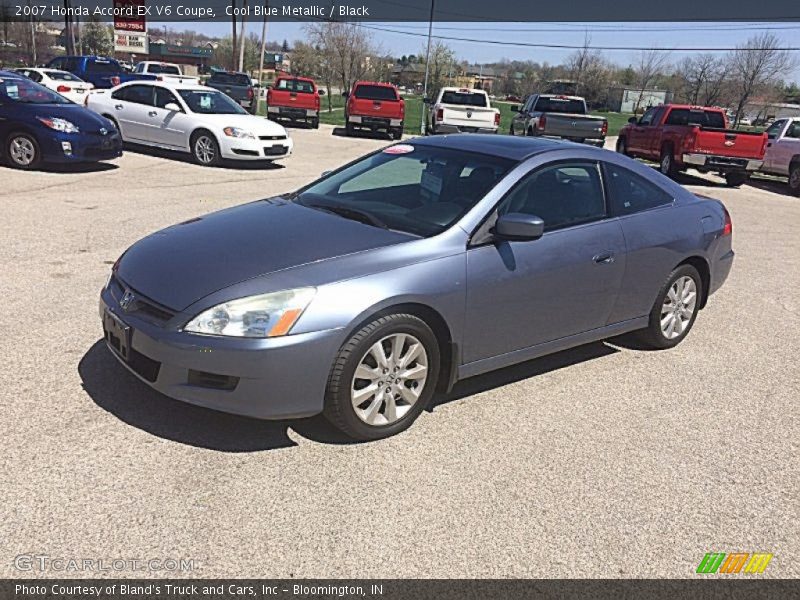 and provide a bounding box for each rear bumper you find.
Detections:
[540,133,605,146]
[683,153,763,172]
[348,115,403,130]
[434,123,498,134]
[99,288,342,420]
[268,106,318,119]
